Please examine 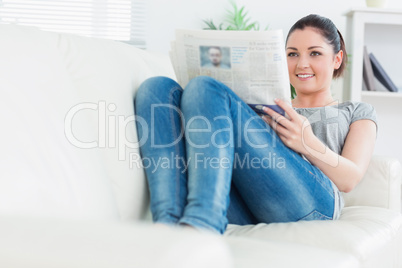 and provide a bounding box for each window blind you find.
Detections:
[0,0,146,48]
